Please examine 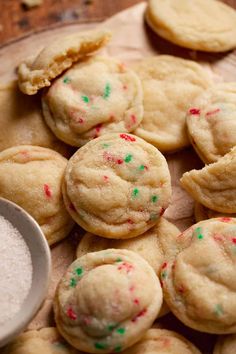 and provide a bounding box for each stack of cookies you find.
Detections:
[1,0,236,353]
